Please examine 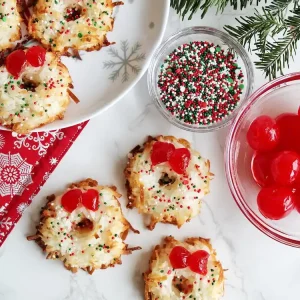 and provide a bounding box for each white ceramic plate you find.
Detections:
[1,0,170,132]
